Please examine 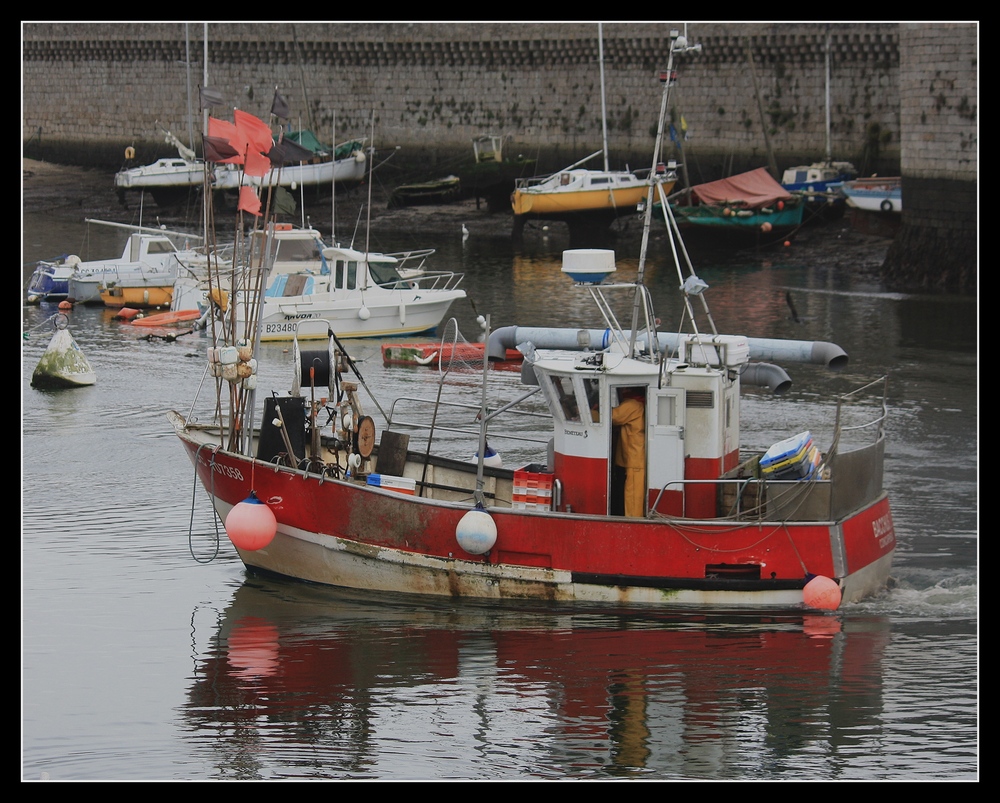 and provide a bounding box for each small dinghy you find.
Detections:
[130,309,203,327]
[30,313,96,389]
